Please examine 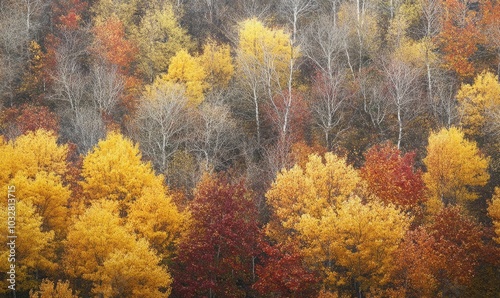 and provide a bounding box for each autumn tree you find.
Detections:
[165,50,208,106]
[253,240,318,297]
[132,4,193,82]
[266,152,362,241]
[438,0,481,79]
[172,175,260,297]
[199,39,234,89]
[30,279,79,298]
[81,131,167,213]
[133,81,190,174]
[456,71,500,140]
[0,200,55,293]
[63,200,172,297]
[297,197,410,295]
[423,127,489,210]
[361,142,426,214]
[235,18,297,145]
